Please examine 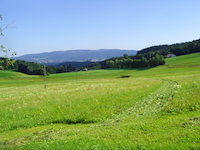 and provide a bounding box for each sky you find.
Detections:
[0,0,200,57]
